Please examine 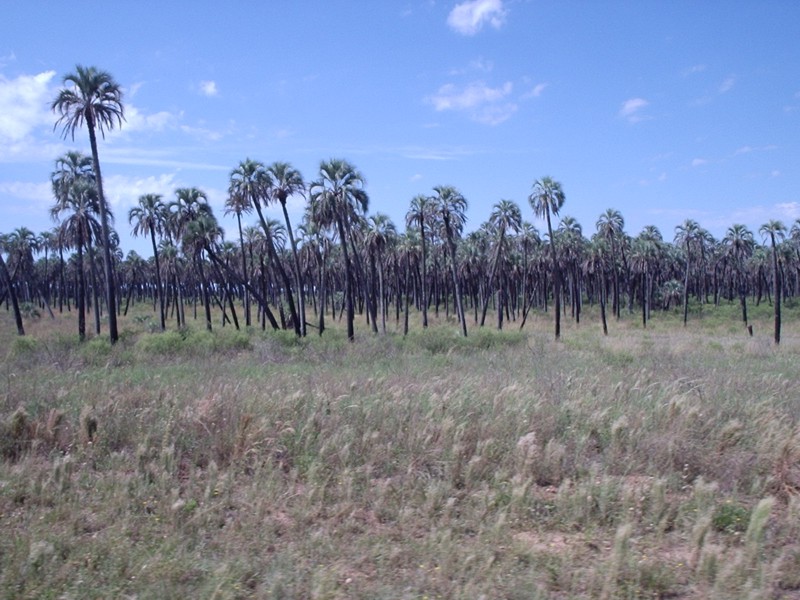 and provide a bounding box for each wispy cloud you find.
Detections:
[199,80,218,97]
[681,64,706,76]
[691,158,708,167]
[521,82,548,99]
[450,57,494,75]
[447,0,506,35]
[121,105,181,134]
[619,98,649,123]
[0,71,56,143]
[734,144,777,156]
[0,180,52,206]
[719,76,736,94]
[104,173,179,210]
[429,80,516,124]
